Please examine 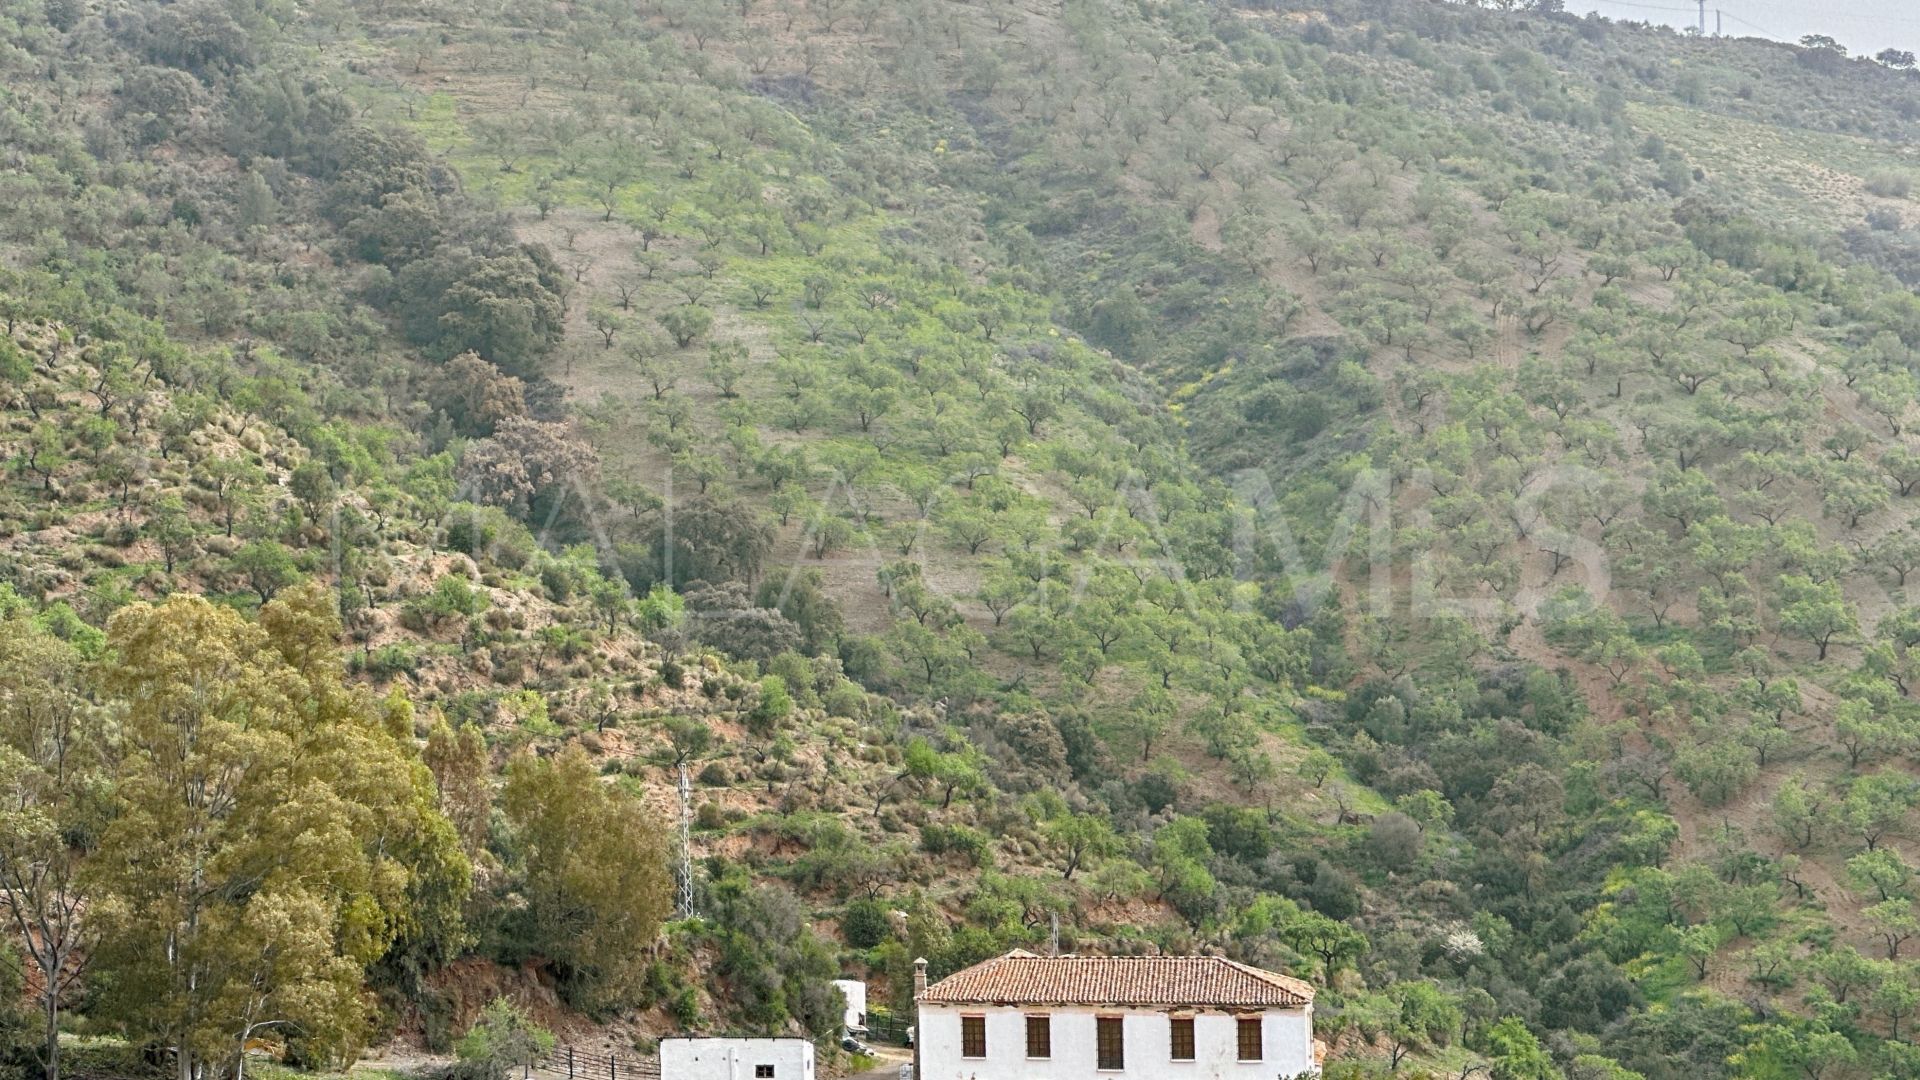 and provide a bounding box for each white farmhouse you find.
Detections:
[660,1037,815,1080]
[831,978,869,1036]
[915,951,1319,1080]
